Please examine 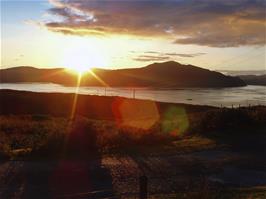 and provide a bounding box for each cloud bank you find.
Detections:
[133,51,206,62]
[43,0,266,47]
[133,55,171,62]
